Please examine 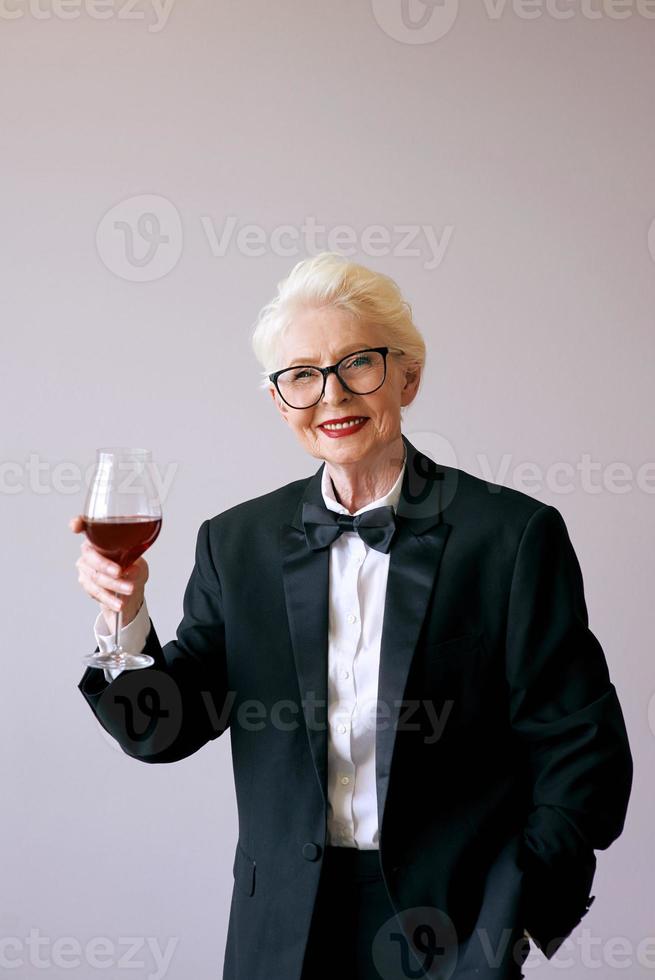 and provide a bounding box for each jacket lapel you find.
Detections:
[280,466,331,803]
[279,435,452,824]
